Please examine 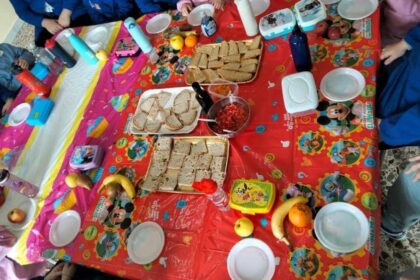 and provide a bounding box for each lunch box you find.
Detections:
[259,8,296,40]
[69,145,104,171]
[295,0,327,32]
[26,98,54,126]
